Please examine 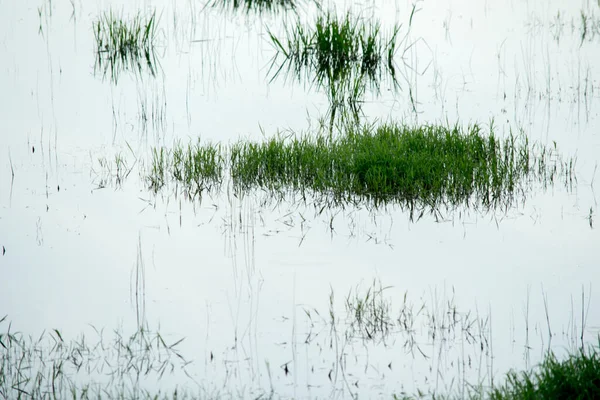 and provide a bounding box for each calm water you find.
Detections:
[1,0,599,398]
